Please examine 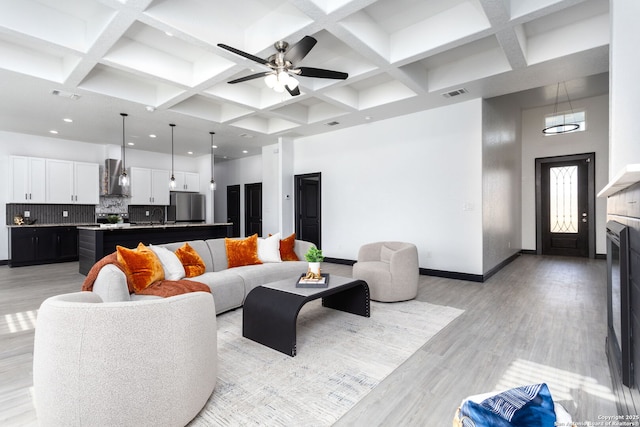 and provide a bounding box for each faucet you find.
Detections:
[151,207,164,225]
